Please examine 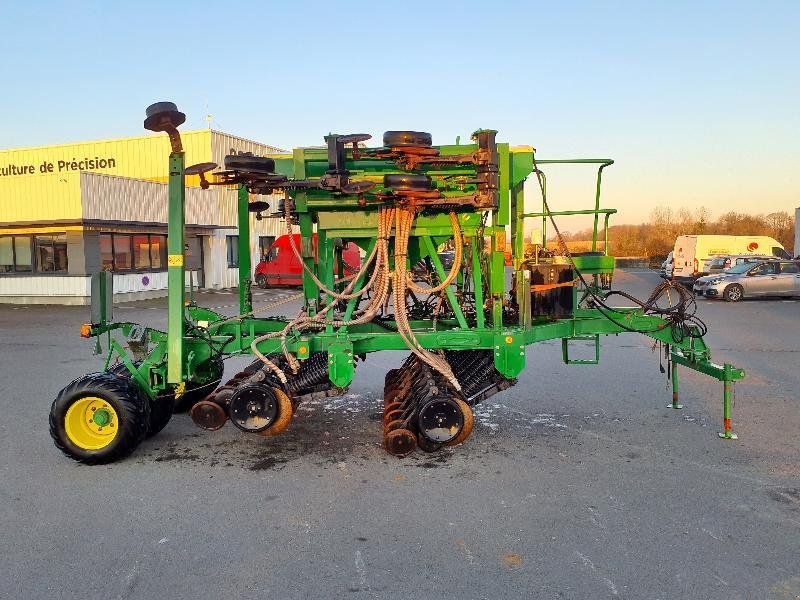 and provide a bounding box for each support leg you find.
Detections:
[668,359,683,409]
[718,368,738,439]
